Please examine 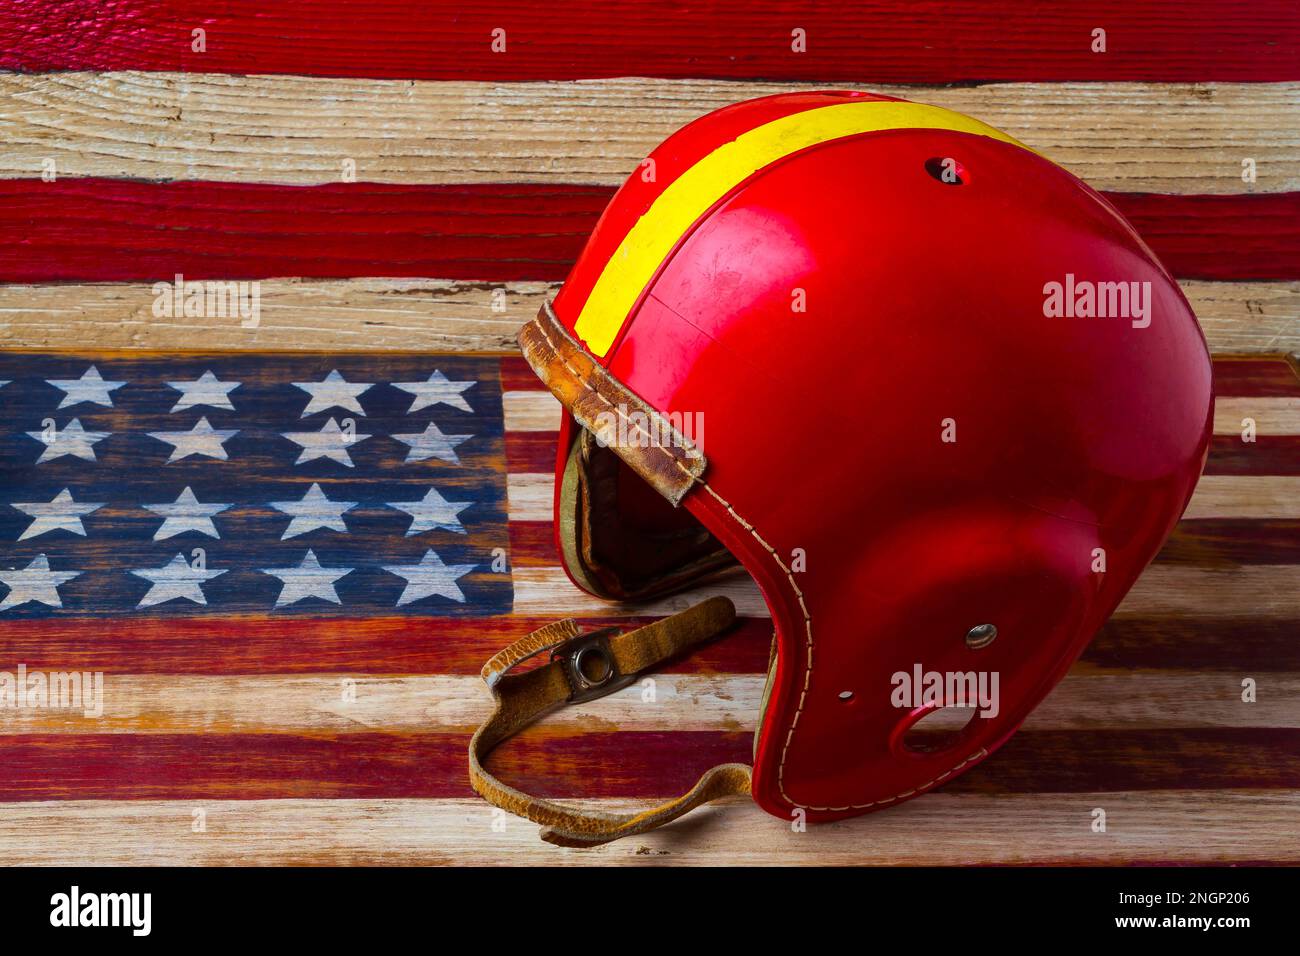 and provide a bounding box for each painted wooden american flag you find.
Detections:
[0,1,1296,864]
